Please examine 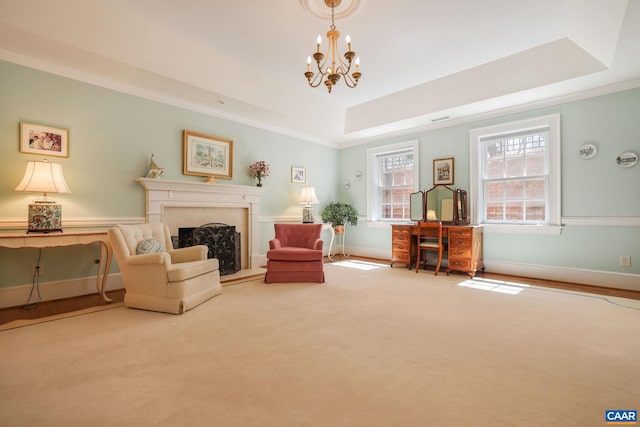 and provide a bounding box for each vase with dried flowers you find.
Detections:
[249,160,270,186]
